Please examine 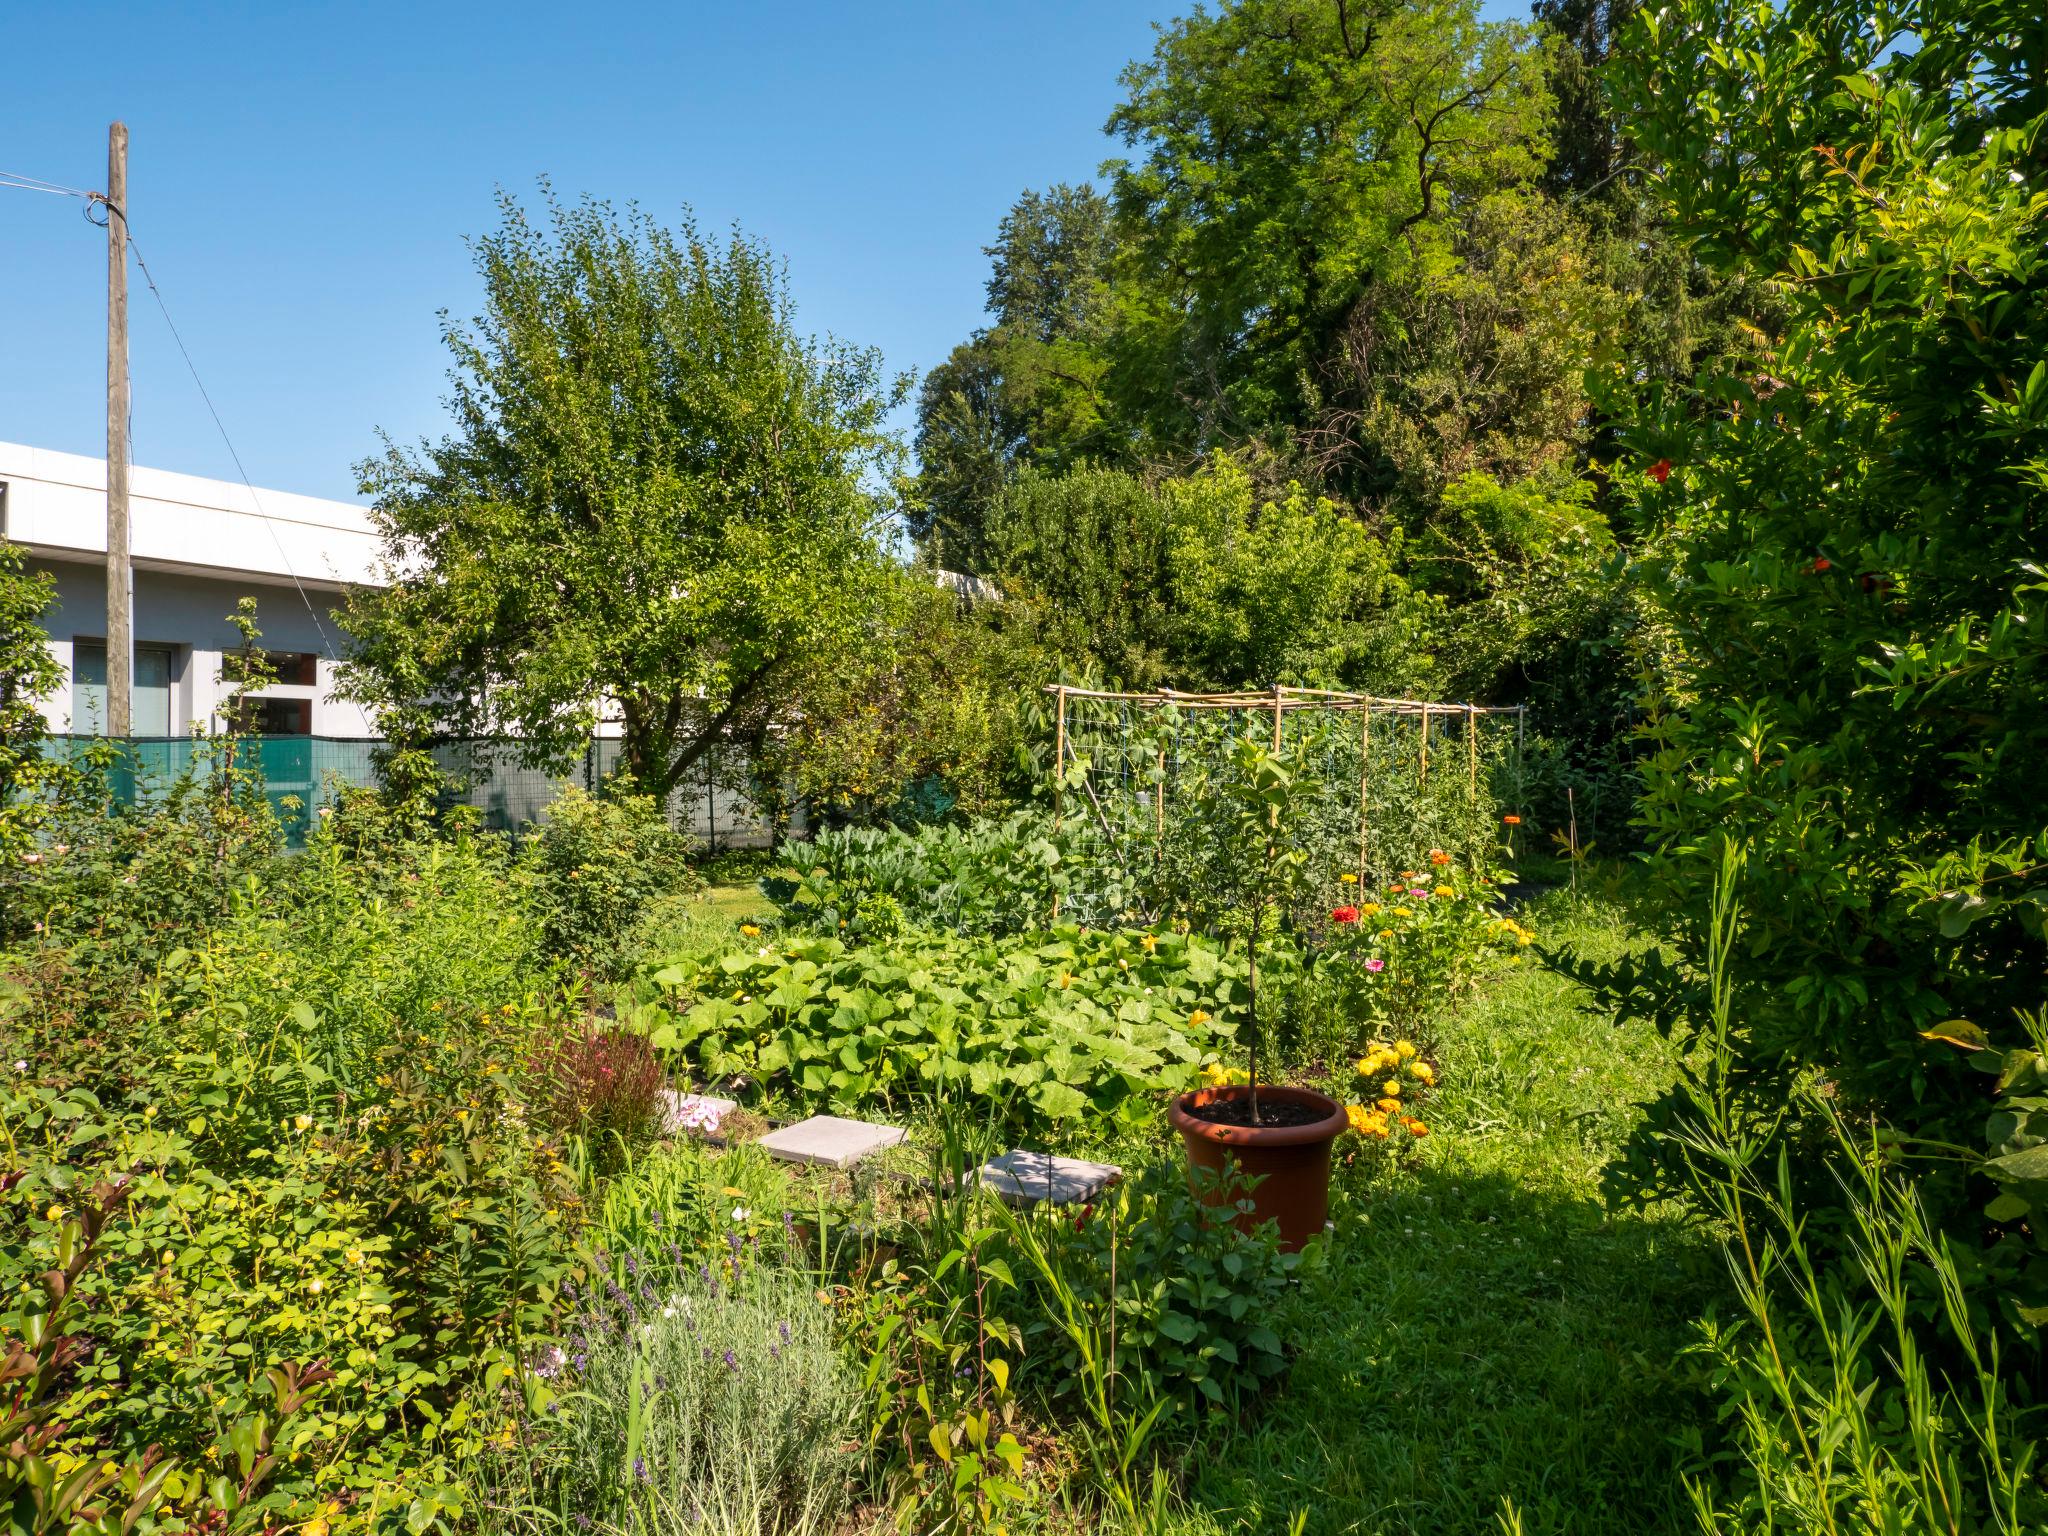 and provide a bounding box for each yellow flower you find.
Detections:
[1395,1041,1417,1060]
[740,924,760,938]
[1202,1062,1247,1088]
[1410,1062,1435,1085]
[293,1113,312,1132]
[1339,872,1359,885]
[1058,971,1073,990]
[1377,928,1394,940]
[1360,902,1381,918]
[1189,1009,1212,1028]
[1381,1079,1402,1097]
[1393,907,1413,918]
[1518,934,1533,946]
[304,1518,330,1536]
[1433,885,1454,899]
[455,1108,469,1122]
[44,1205,62,1223]
[1376,1097,1402,1114]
